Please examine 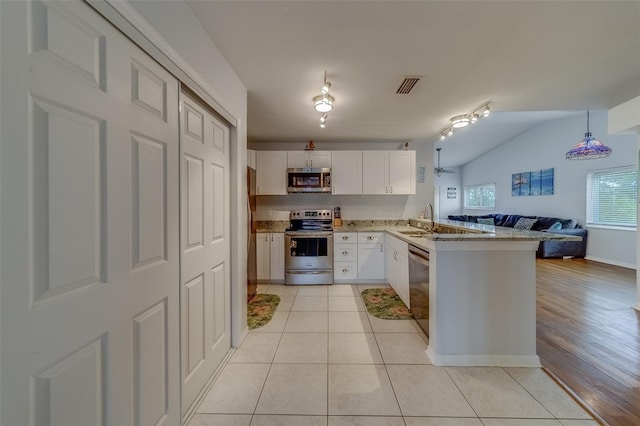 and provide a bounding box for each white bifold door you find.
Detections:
[180,91,231,414]
[0,1,228,424]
